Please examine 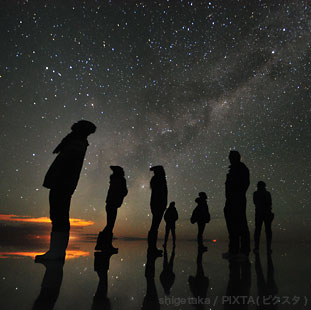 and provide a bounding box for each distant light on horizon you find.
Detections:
[0,250,90,259]
[0,214,94,227]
